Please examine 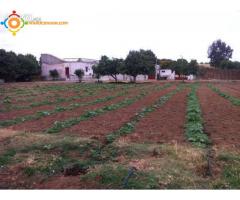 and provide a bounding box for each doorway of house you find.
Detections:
[65,67,70,79]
